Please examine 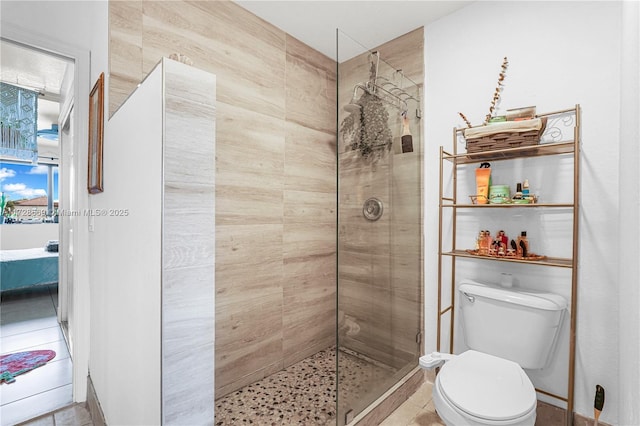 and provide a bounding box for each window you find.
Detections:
[0,161,59,223]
